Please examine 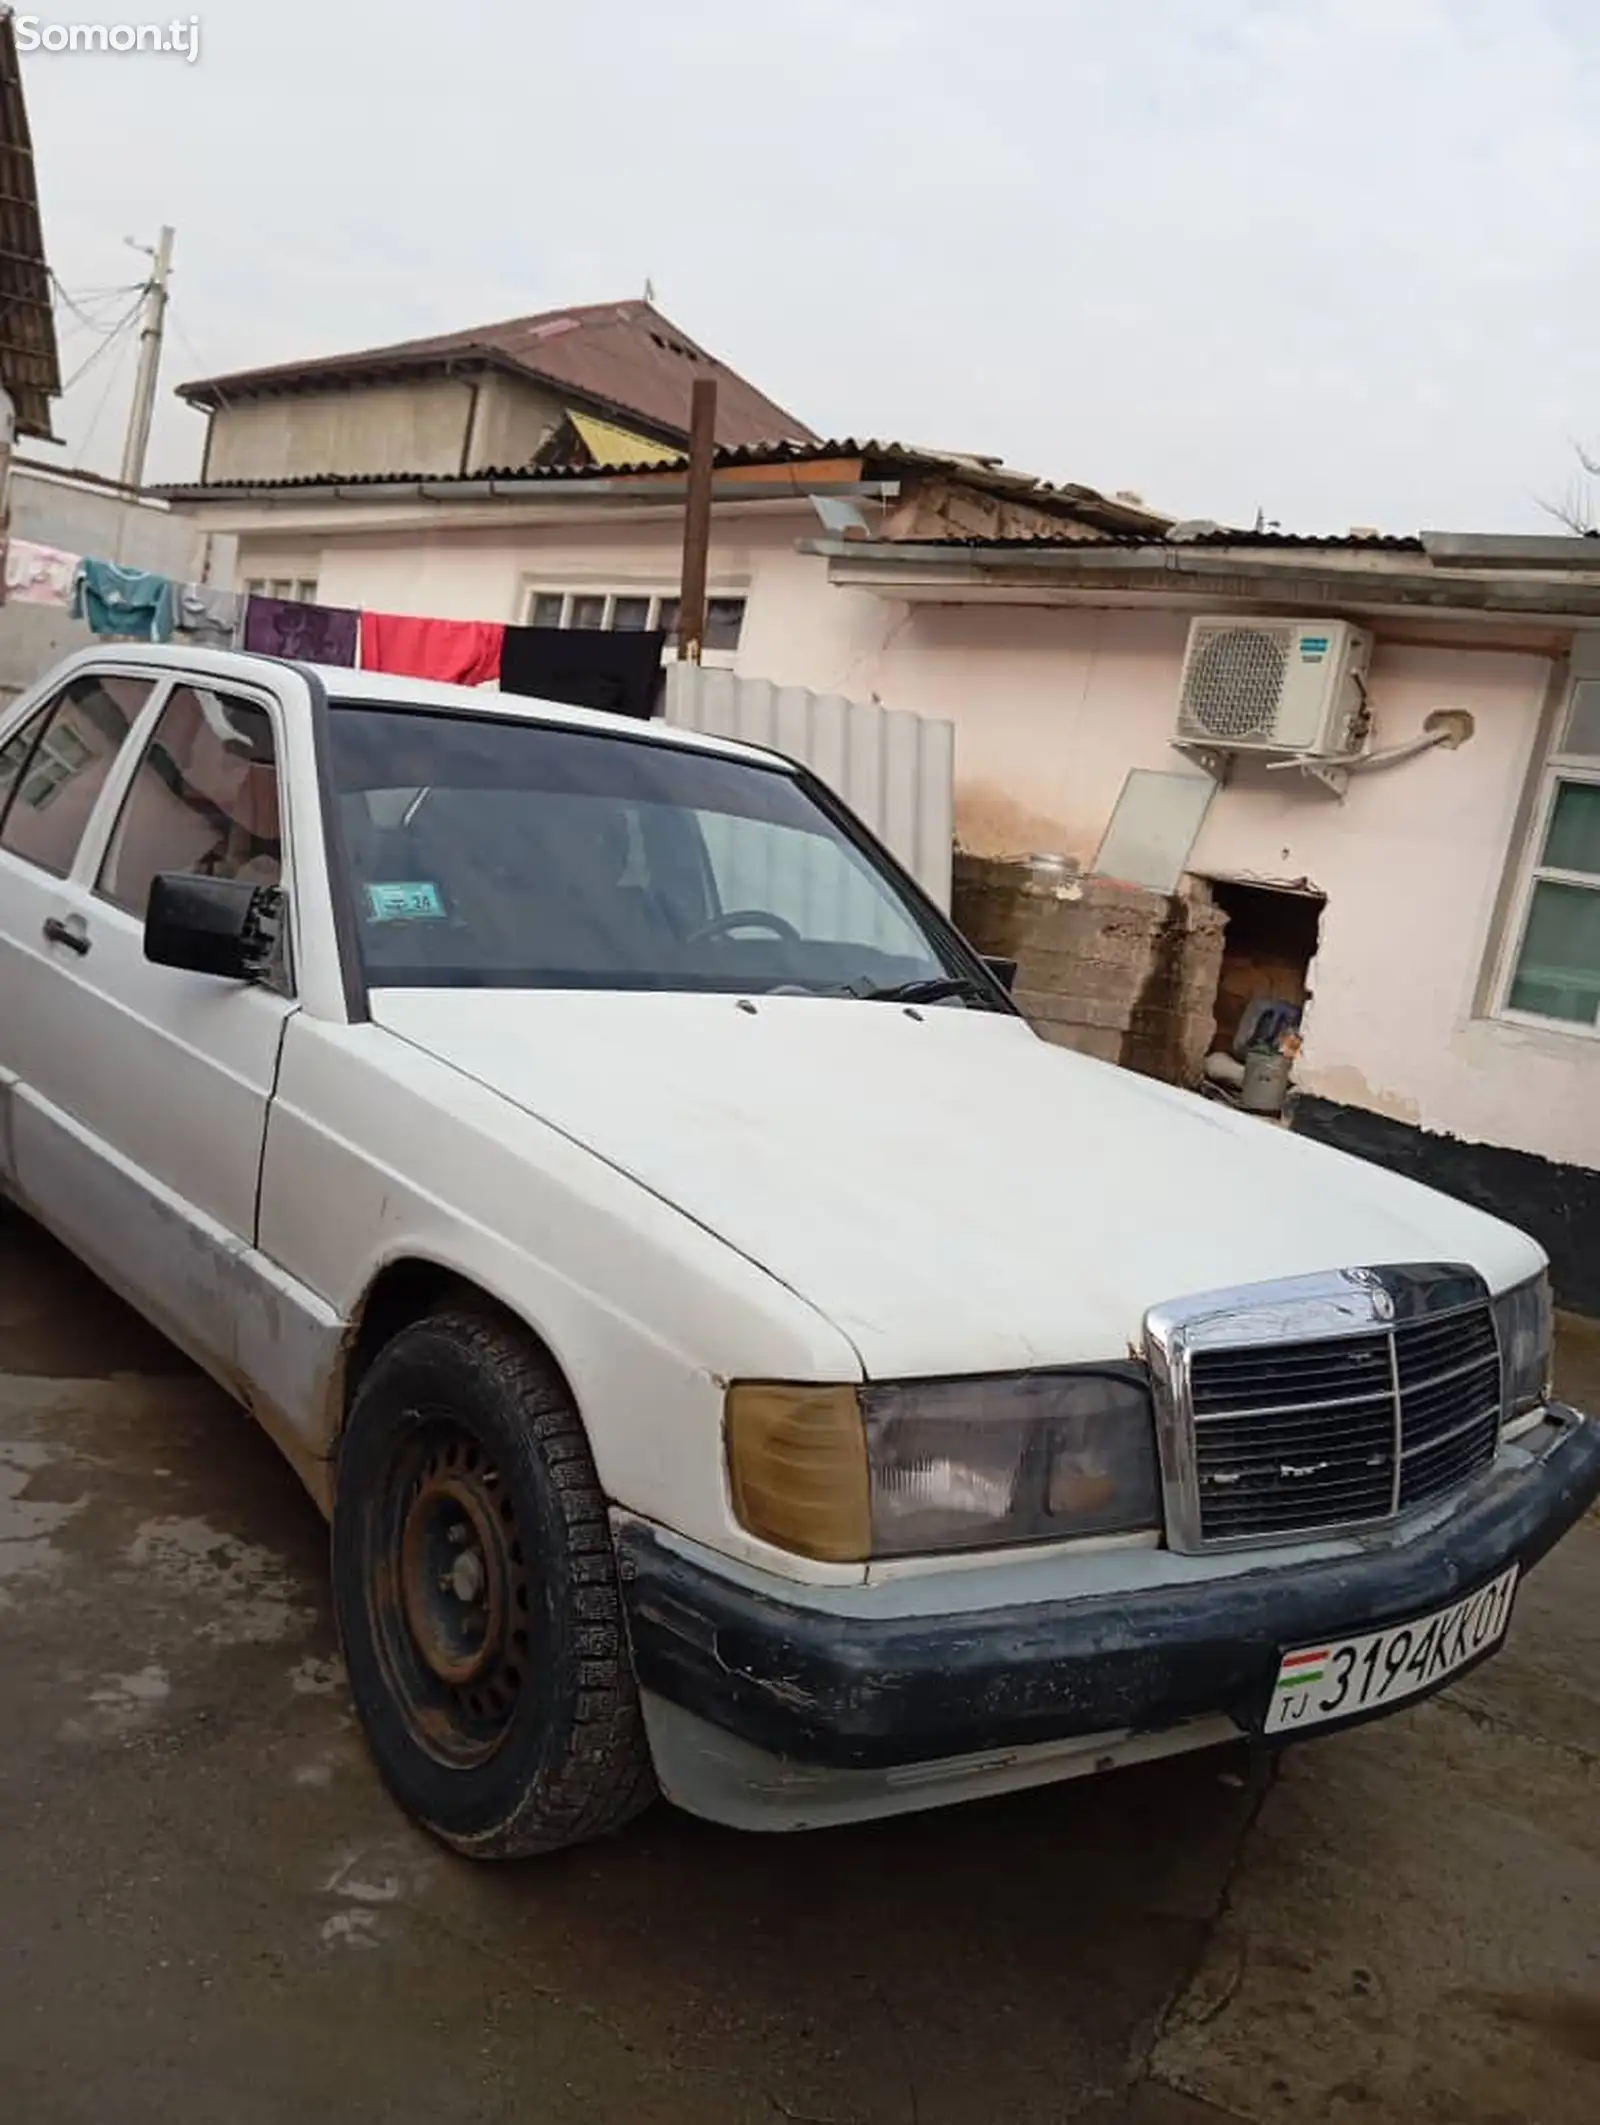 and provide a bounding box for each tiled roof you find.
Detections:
[176,299,816,453]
